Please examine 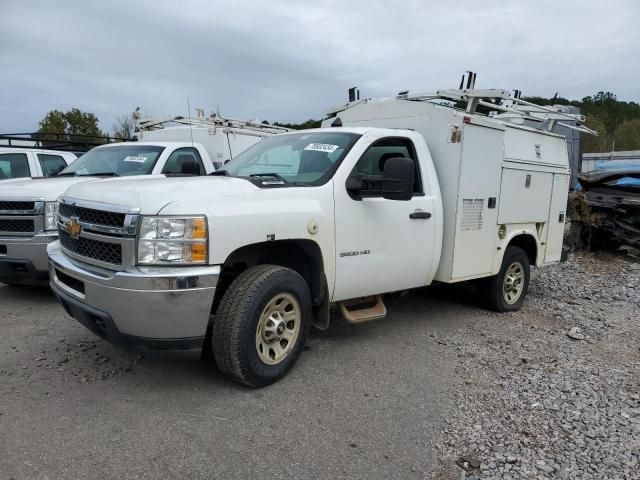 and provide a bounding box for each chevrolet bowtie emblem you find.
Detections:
[65,217,82,239]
